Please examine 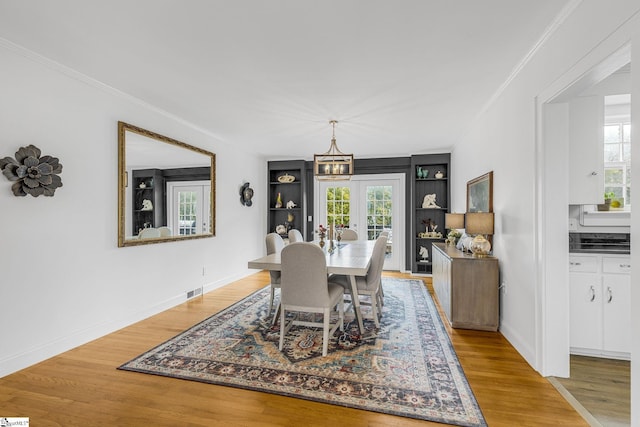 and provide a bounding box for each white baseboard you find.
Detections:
[0,271,255,378]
